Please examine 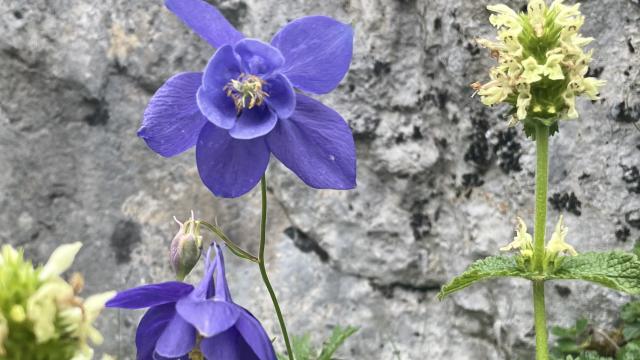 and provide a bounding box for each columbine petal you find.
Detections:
[200,327,260,360]
[196,123,270,198]
[229,106,278,140]
[271,16,353,94]
[264,74,295,119]
[135,303,175,360]
[189,246,217,301]
[202,45,242,91]
[197,86,237,130]
[165,0,244,48]
[176,299,242,337]
[138,72,208,157]
[155,313,196,358]
[235,312,277,360]
[213,244,232,302]
[234,39,284,76]
[267,94,356,189]
[106,282,194,309]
